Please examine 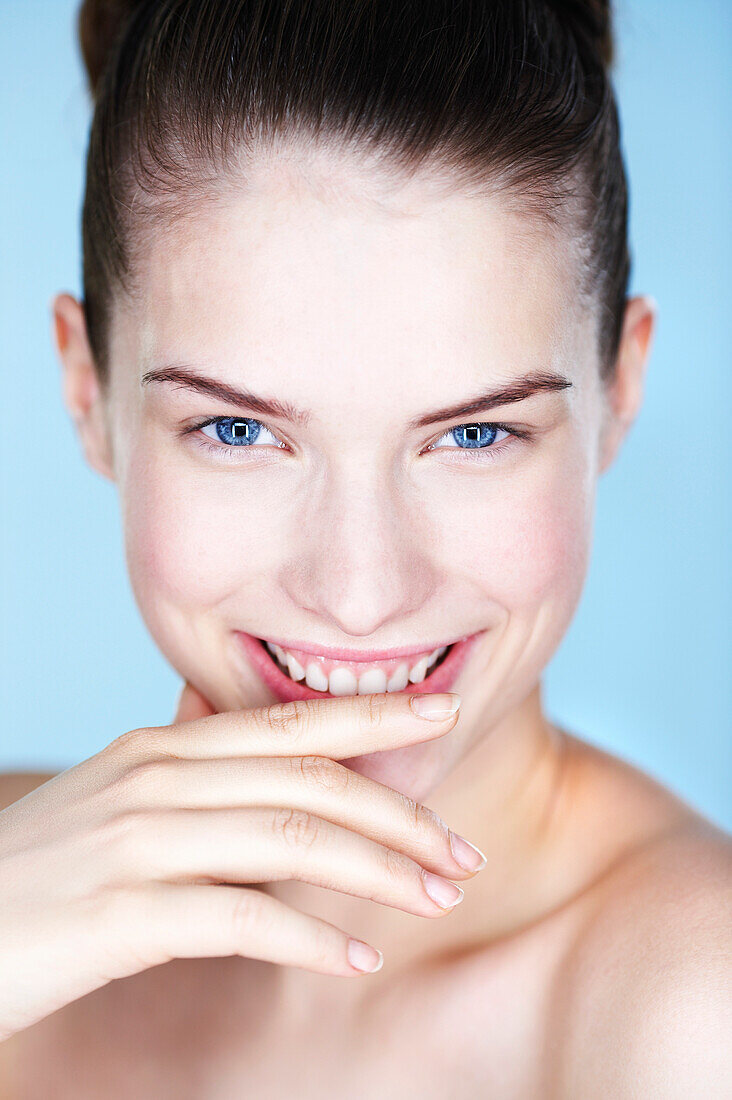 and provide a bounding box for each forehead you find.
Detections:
[121,151,585,380]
